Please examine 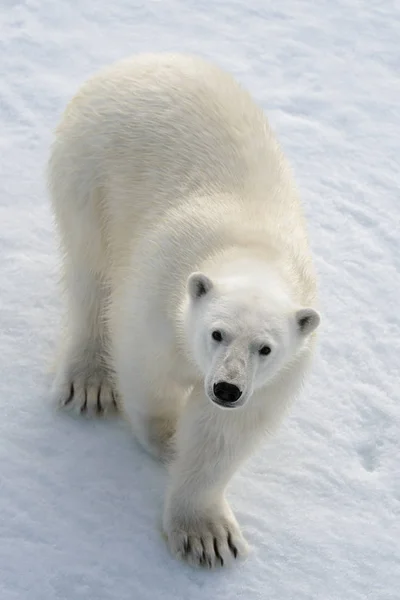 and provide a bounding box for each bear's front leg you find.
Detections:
[163,383,263,568]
